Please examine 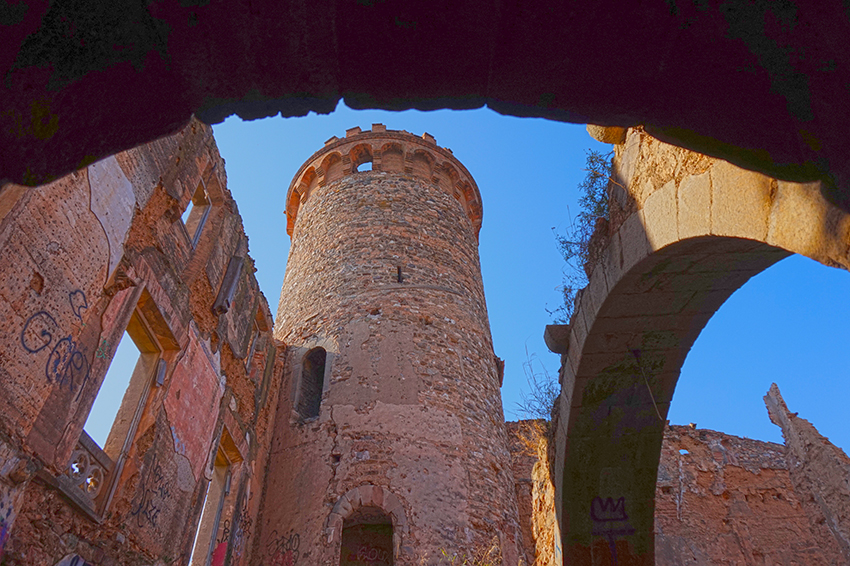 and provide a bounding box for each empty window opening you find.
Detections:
[245,310,263,373]
[84,331,137,447]
[84,309,163,461]
[297,347,326,419]
[189,448,231,566]
[340,507,393,566]
[356,160,373,172]
[182,182,212,247]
